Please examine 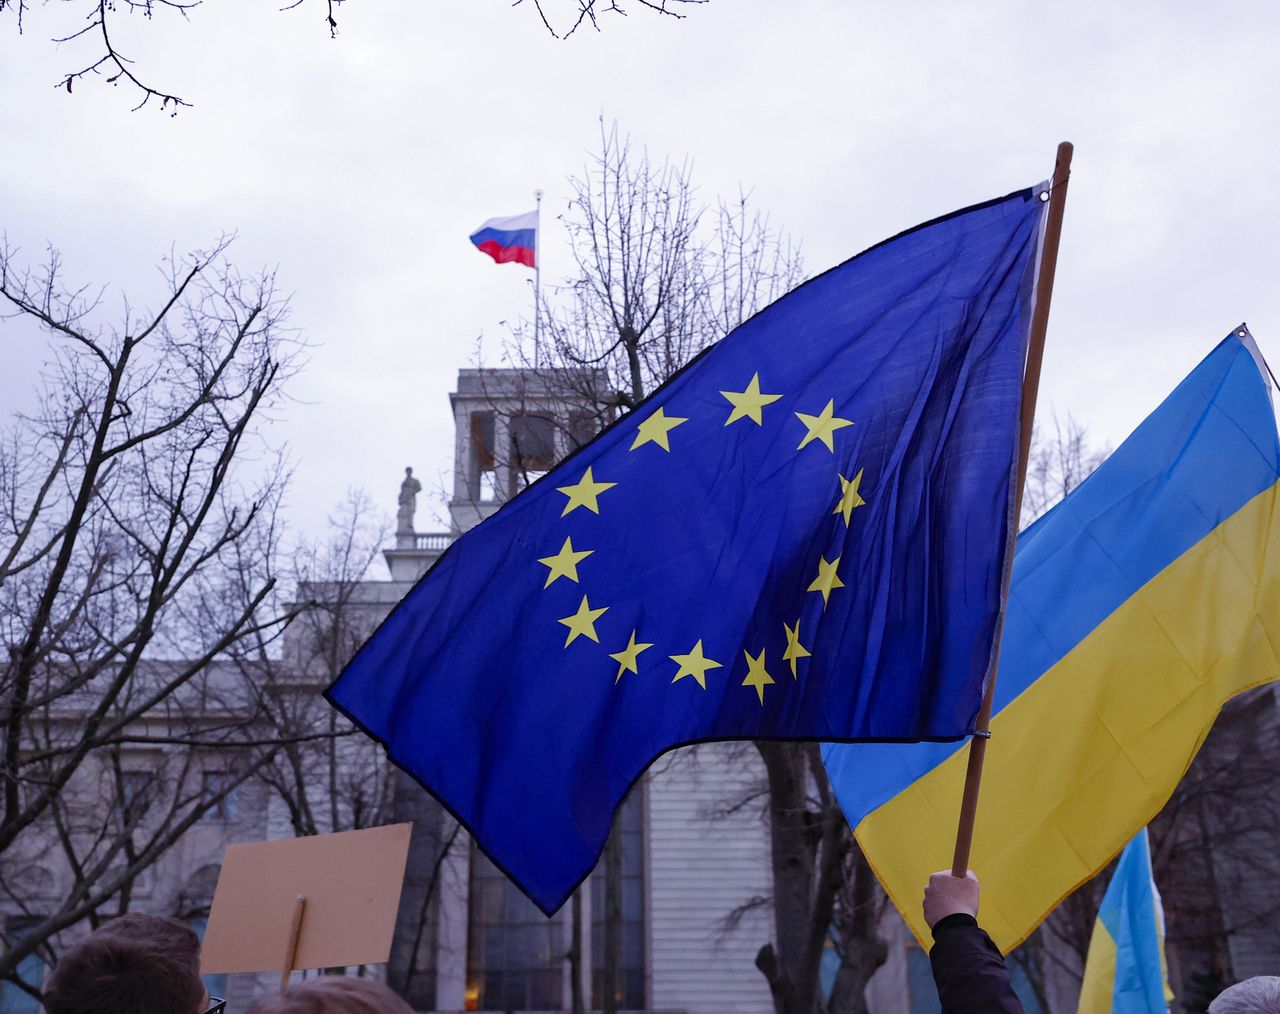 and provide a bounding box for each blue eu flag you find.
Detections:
[328,187,1047,913]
